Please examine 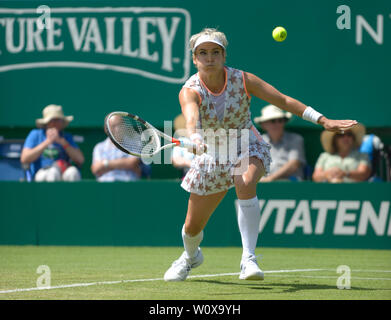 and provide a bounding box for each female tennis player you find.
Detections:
[164,28,358,281]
